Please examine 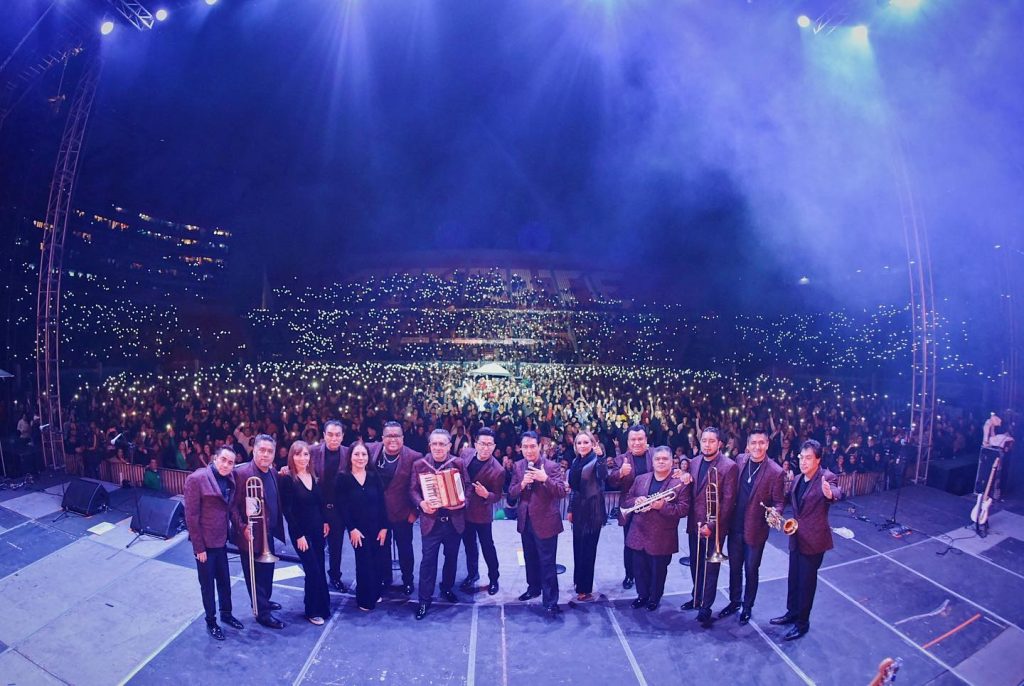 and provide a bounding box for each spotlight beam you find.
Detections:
[105,0,155,31]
